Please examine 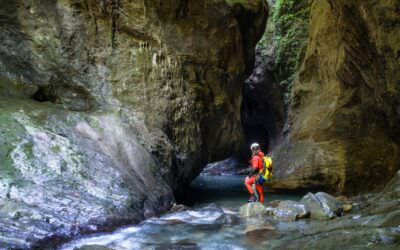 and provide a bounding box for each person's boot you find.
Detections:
[248,194,257,202]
